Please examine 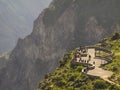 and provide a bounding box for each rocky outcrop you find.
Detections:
[0,0,51,54]
[0,0,120,90]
